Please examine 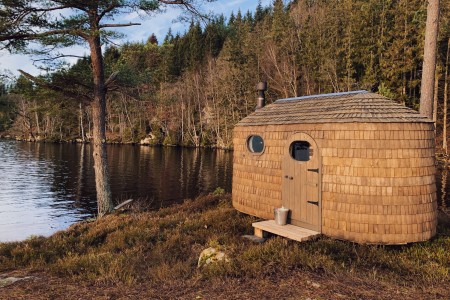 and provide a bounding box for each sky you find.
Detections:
[0,0,273,79]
